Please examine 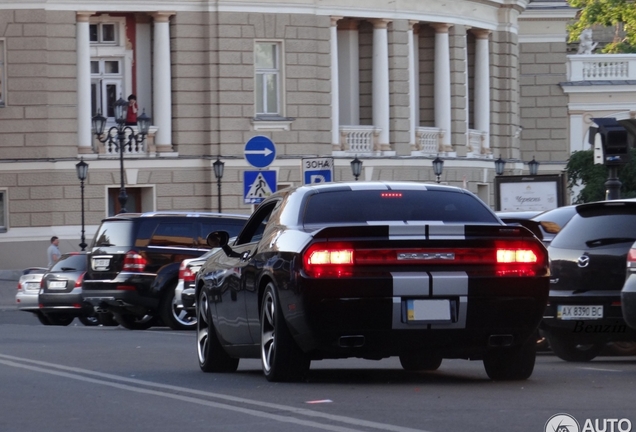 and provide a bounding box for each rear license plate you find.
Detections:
[557,305,603,320]
[93,259,110,270]
[48,281,67,289]
[406,299,451,323]
[25,282,40,290]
